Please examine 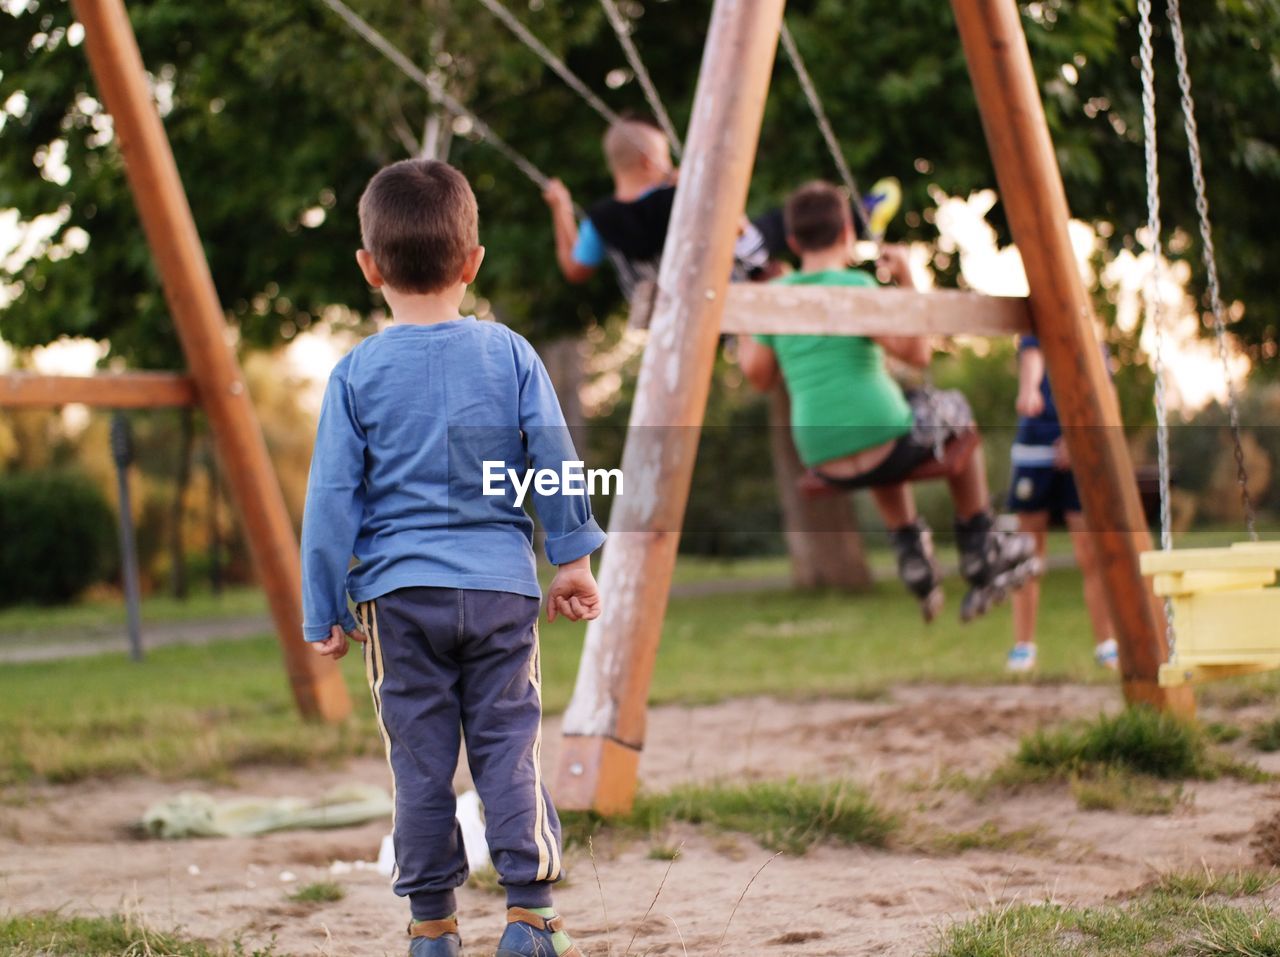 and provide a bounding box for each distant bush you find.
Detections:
[0,471,118,606]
